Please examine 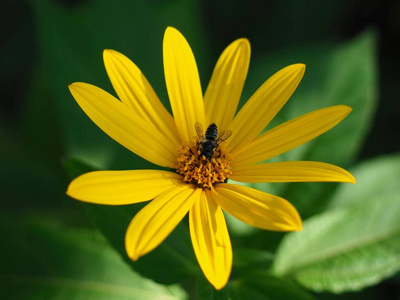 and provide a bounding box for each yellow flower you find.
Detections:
[67,27,355,290]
